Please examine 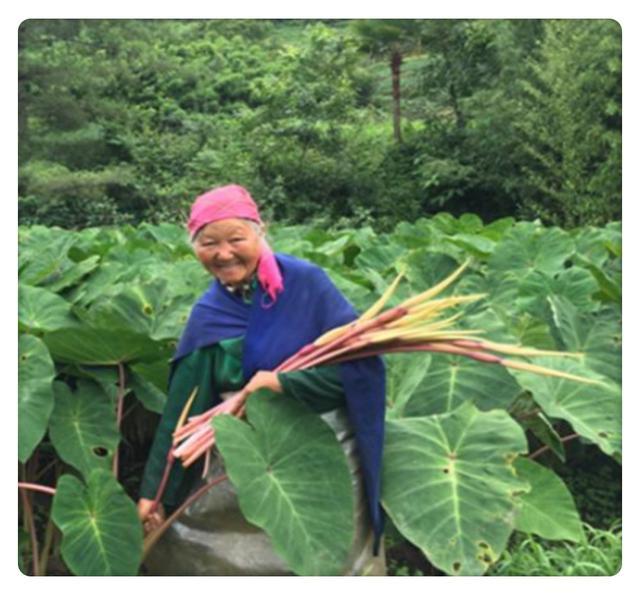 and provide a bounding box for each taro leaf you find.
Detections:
[80,280,193,341]
[382,401,529,575]
[44,326,170,366]
[326,270,371,312]
[403,250,461,296]
[573,254,621,306]
[456,271,519,319]
[130,360,170,394]
[489,222,575,277]
[430,212,461,234]
[74,365,120,403]
[513,458,584,542]
[18,335,56,462]
[354,241,404,274]
[128,370,167,413]
[507,357,621,457]
[482,217,515,241]
[393,219,434,249]
[66,261,131,306]
[520,412,566,462]
[398,354,521,417]
[385,352,431,418]
[516,267,599,318]
[457,213,484,233]
[46,255,101,293]
[269,224,314,255]
[312,234,353,259]
[138,222,192,254]
[19,229,76,286]
[509,314,558,351]
[18,284,78,334]
[51,469,143,575]
[548,295,621,384]
[447,234,496,258]
[49,381,120,478]
[213,390,354,576]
